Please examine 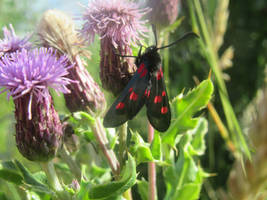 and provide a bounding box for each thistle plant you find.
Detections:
[37,9,119,176]
[0,48,72,161]
[38,9,105,115]
[0,1,215,200]
[81,0,150,95]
